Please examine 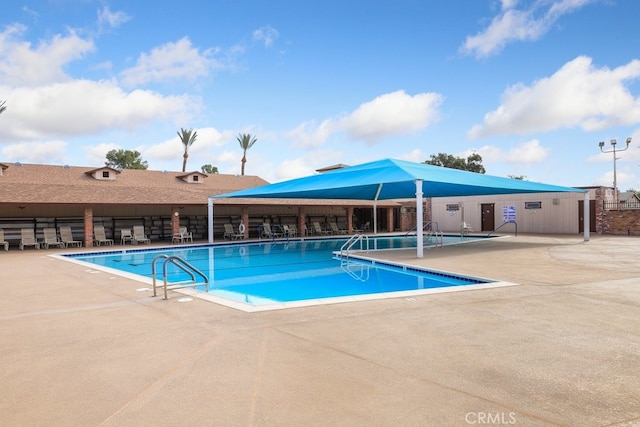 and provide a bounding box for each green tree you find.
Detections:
[237,133,257,175]
[201,164,219,174]
[0,100,6,115]
[508,175,527,180]
[105,149,148,170]
[425,152,486,174]
[177,128,198,172]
